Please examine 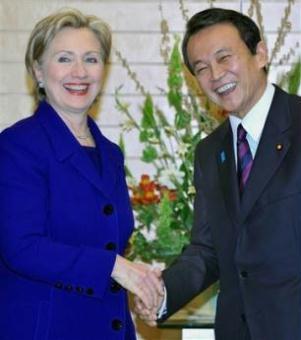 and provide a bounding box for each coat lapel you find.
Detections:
[88,117,119,196]
[217,121,240,226]
[36,101,118,197]
[239,87,292,222]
